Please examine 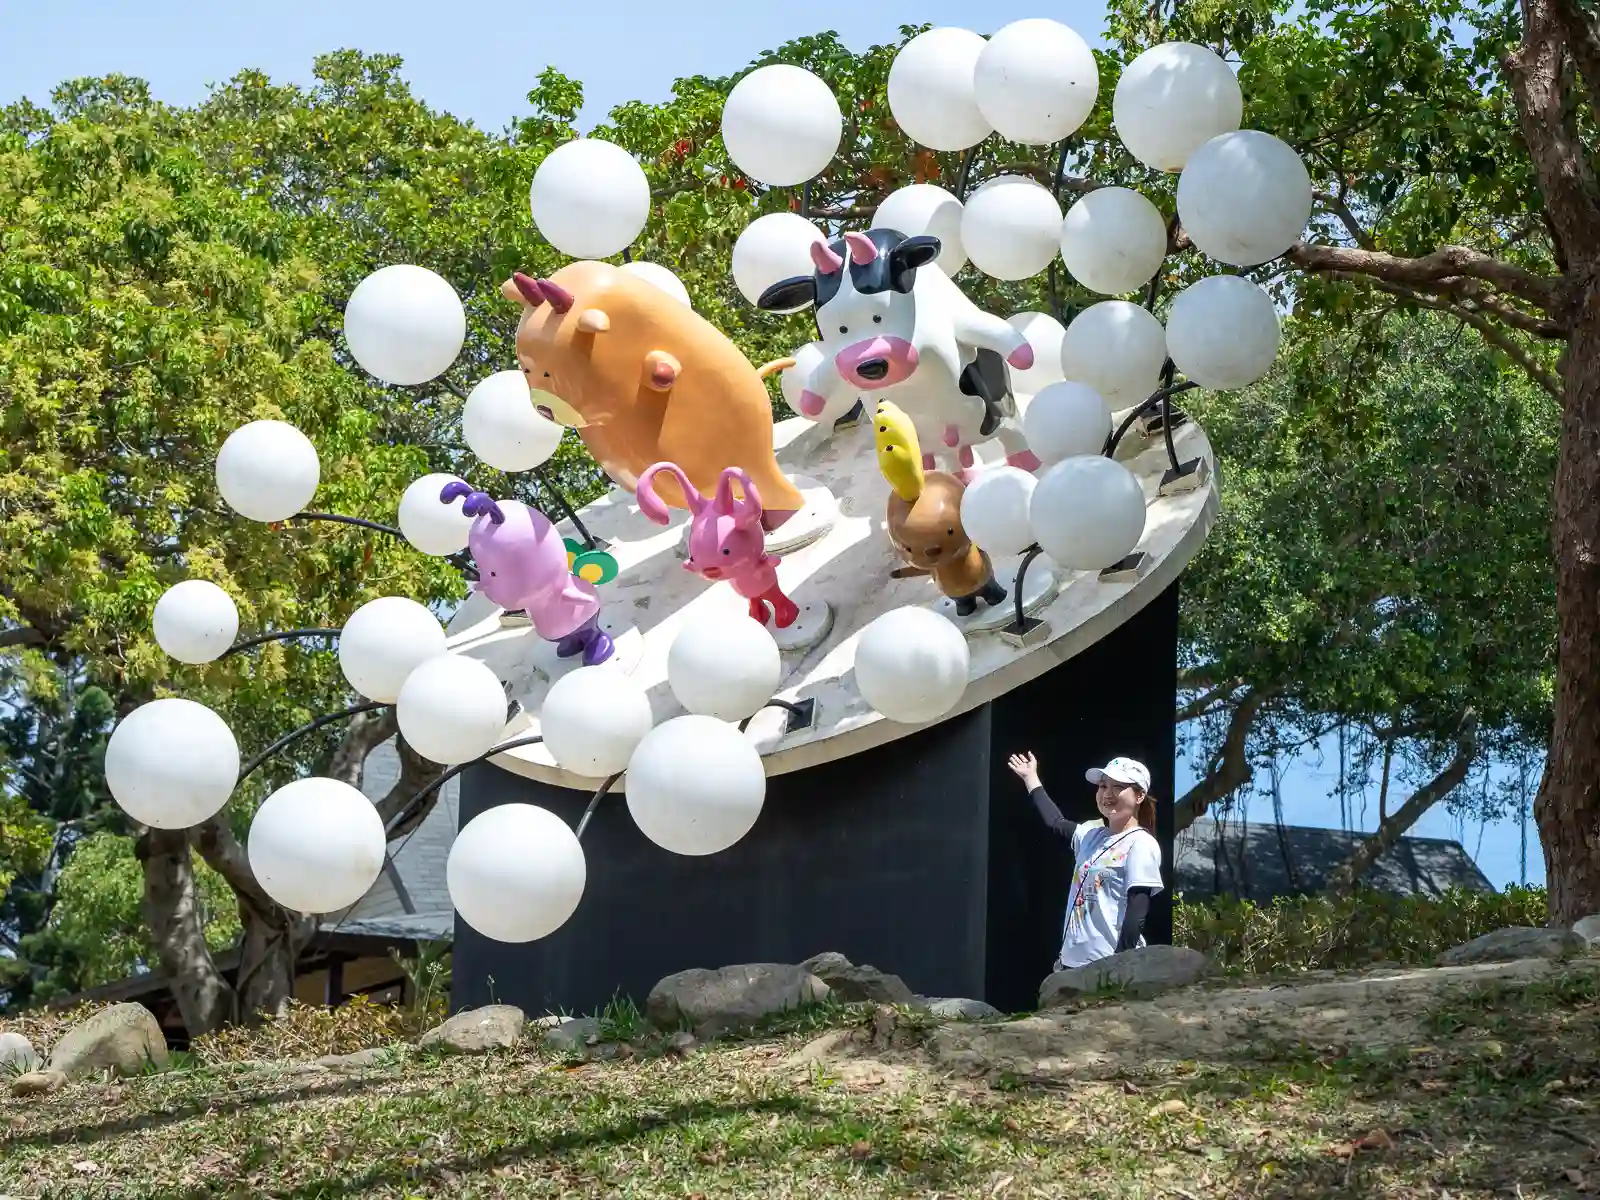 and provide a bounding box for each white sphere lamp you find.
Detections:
[1005,312,1066,395]
[1031,455,1147,571]
[1060,301,1169,408]
[529,138,651,260]
[619,260,692,306]
[667,613,781,722]
[448,803,586,942]
[1022,381,1113,465]
[215,420,320,524]
[462,370,563,473]
[721,65,842,186]
[247,777,386,914]
[974,19,1100,145]
[343,265,466,387]
[397,472,476,557]
[540,666,654,778]
[886,27,992,151]
[153,580,239,664]
[960,177,1063,281]
[625,715,766,856]
[732,213,825,308]
[1164,274,1281,391]
[853,606,971,725]
[960,466,1038,558]
[104,698,239,830]
[872,183,967,275]
[1177,130,1313,266]
[1114,42,1243,172]
[1059,187,1169,295]
[396,653,508,765]
[338,596,447,704]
